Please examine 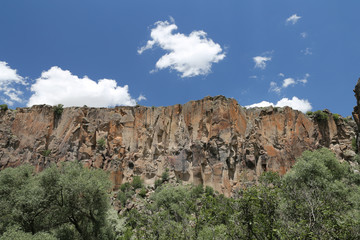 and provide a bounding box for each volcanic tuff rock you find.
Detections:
[353,78,360,151]
[0,96,357,196]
